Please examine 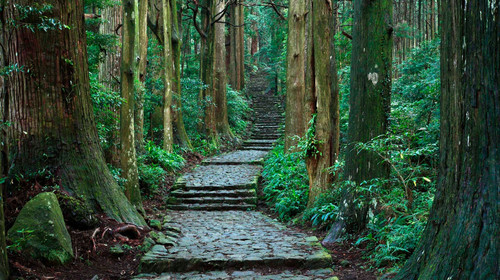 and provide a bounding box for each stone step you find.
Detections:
[254,118,283,122]
[244,139,277,145]
[171,189,257,198]
[172,196,257,205]
[182,183,257,191]
[139,211,332,274]
[135,268,335,279]
[251,135,281,139]
[201,150,268,165]
[243,143,274,148]
[251,128,281,132]
[241,146,273,151]
[167,203,256,211]
[253,123,281,130]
